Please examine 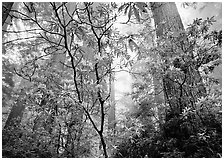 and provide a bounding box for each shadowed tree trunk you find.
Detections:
[2,2,14,26]
[108,75,116,130]
[107,76,116,156]
[2,2,24,147]
[150,2,206,118]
